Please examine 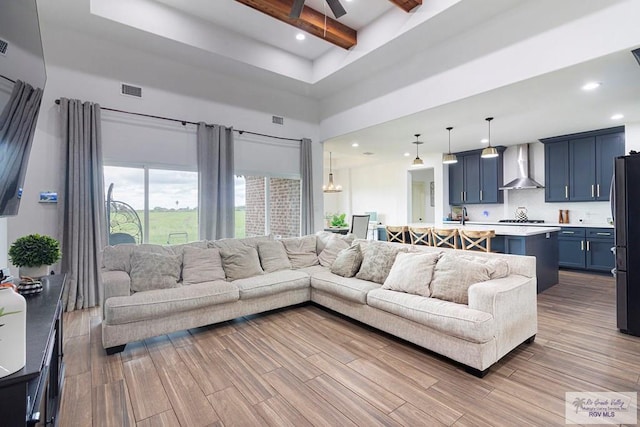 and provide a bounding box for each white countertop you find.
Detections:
[442,220,613,229]
[377,223,561,237]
